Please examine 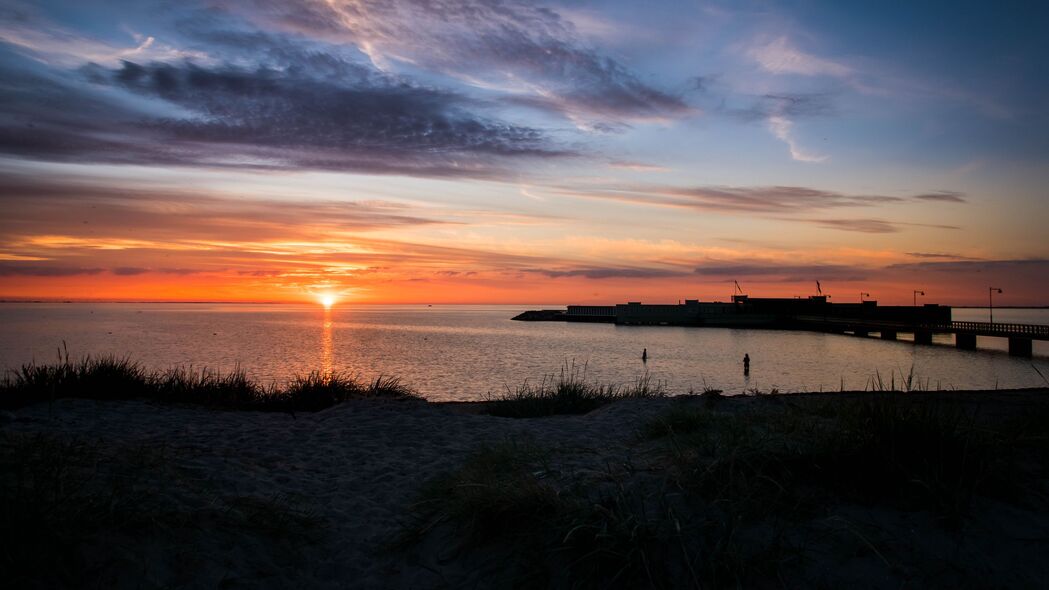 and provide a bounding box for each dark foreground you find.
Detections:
[2,387,1048,589]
